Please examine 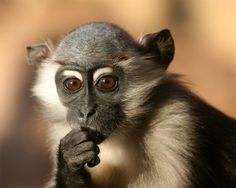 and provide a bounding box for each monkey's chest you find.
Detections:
[84,142,136,187]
